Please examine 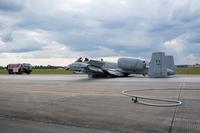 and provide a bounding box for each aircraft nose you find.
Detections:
[65,64,71,70]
